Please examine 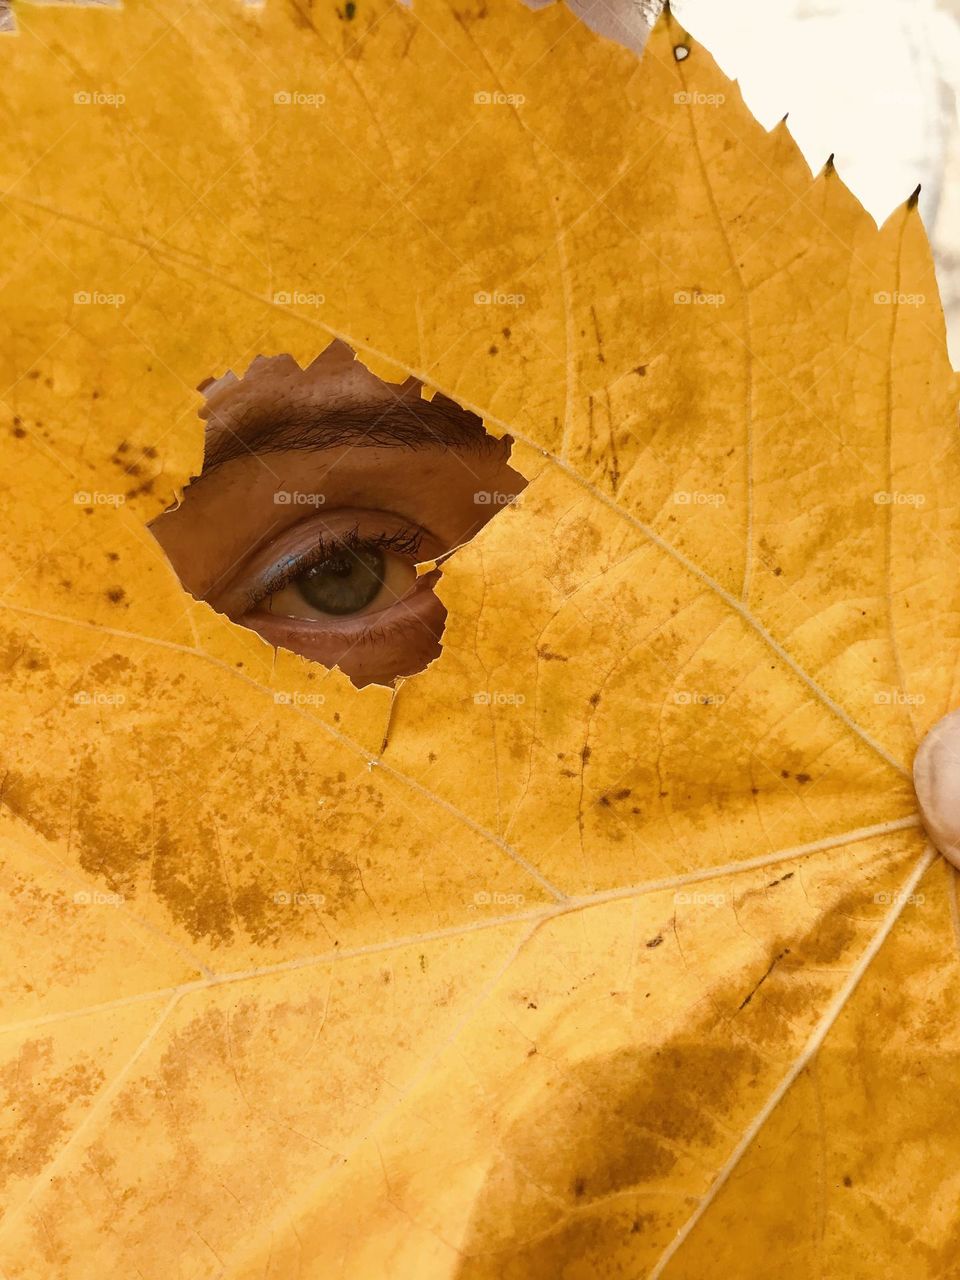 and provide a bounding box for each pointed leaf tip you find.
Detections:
[908,183,921,210]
